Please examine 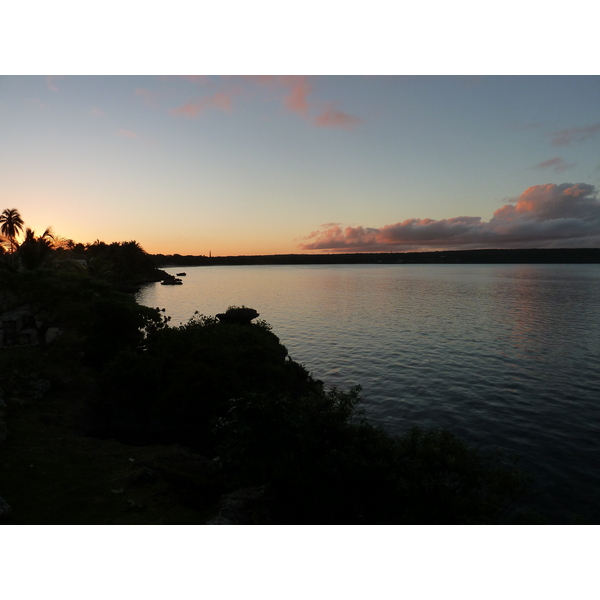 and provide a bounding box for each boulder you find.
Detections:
[215,307,259,326]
